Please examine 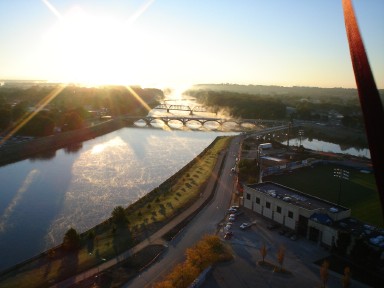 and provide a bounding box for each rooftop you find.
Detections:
[247,181,349,213]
